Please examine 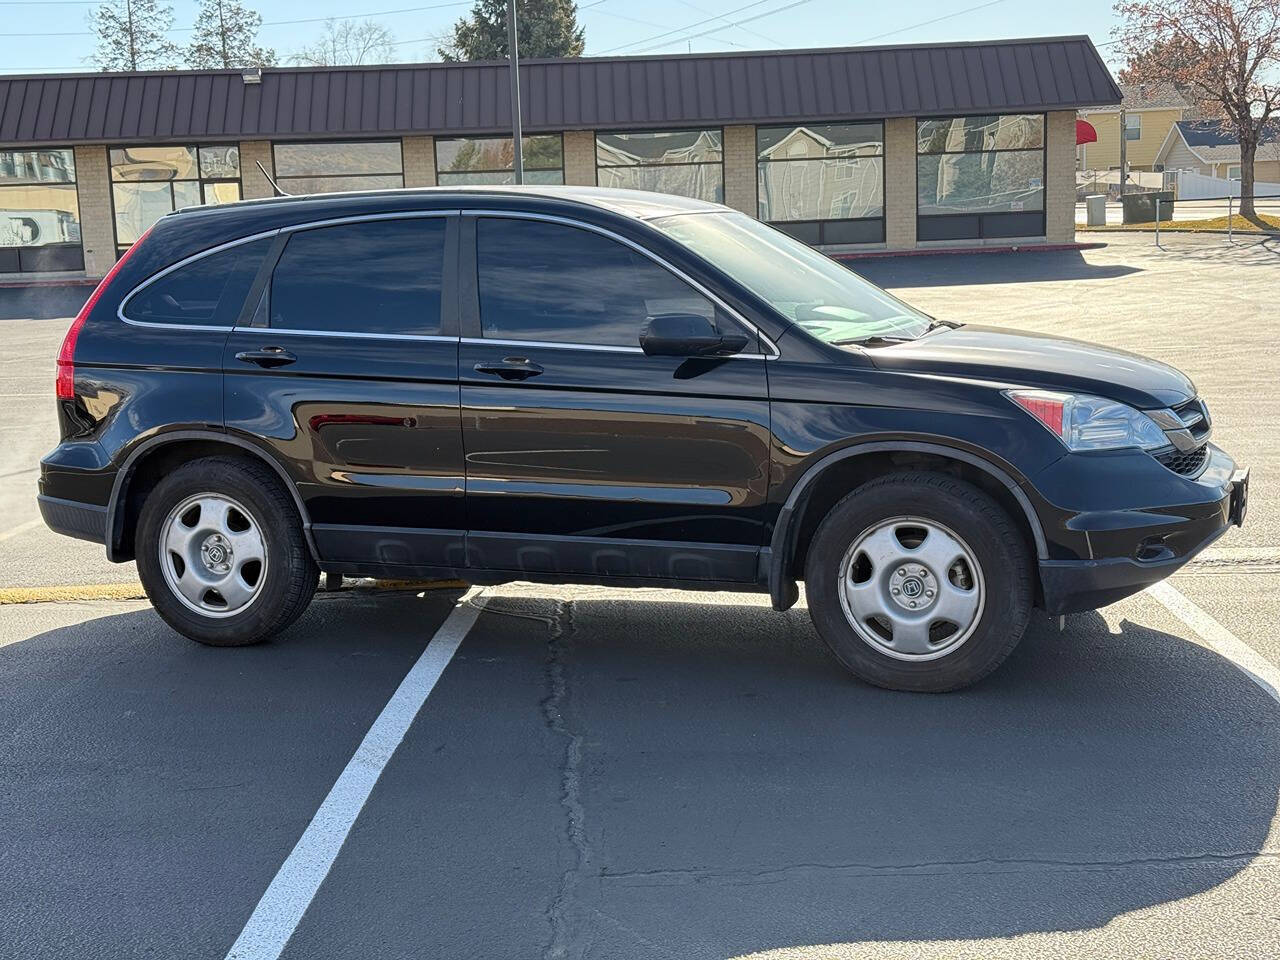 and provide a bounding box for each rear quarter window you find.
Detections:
[122,237,271,327]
